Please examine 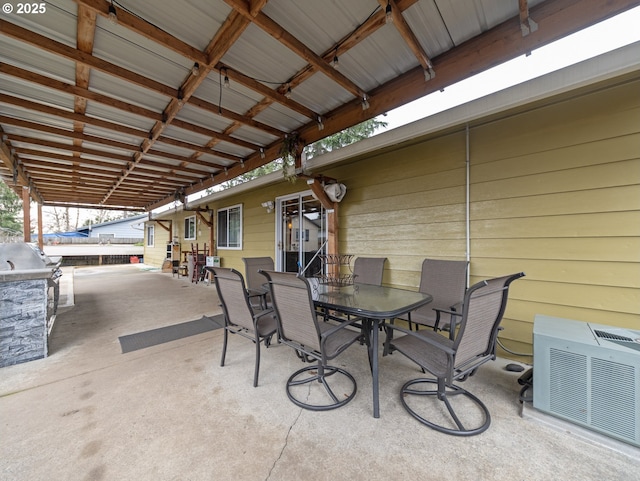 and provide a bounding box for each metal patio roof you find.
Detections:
[1,0,636,212]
